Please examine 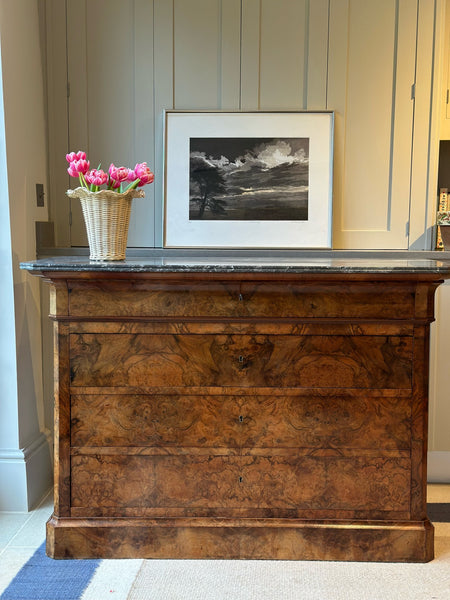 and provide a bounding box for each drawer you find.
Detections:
[240,281,415,319]
[70,333,413,389]
[67,280,416,319]
[68,280,240,318]
[71,394,242,448]
[241,395,411,450]
[71,394,411,451]
[70,454,411,513]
